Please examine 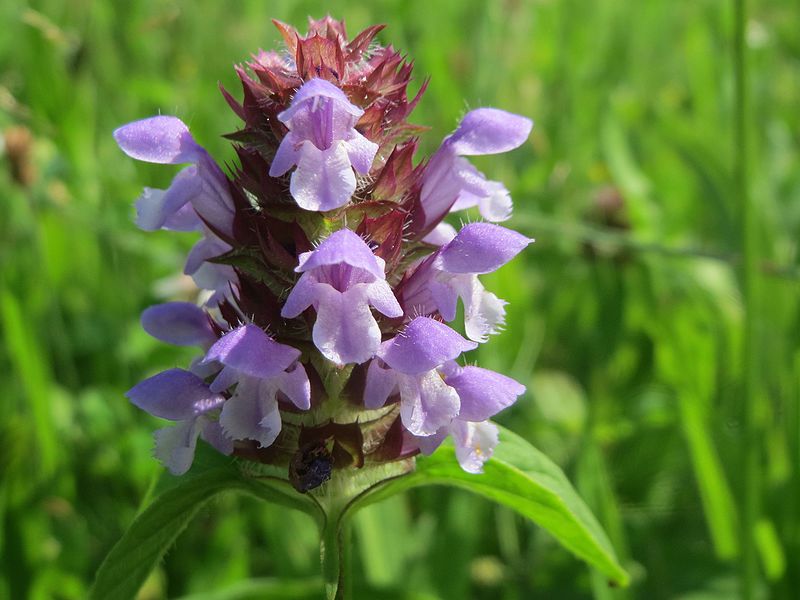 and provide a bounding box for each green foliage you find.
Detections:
[90,427,626,599]
[1,0,799,598]
[90,456,319,600]
[352,427,628,585]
